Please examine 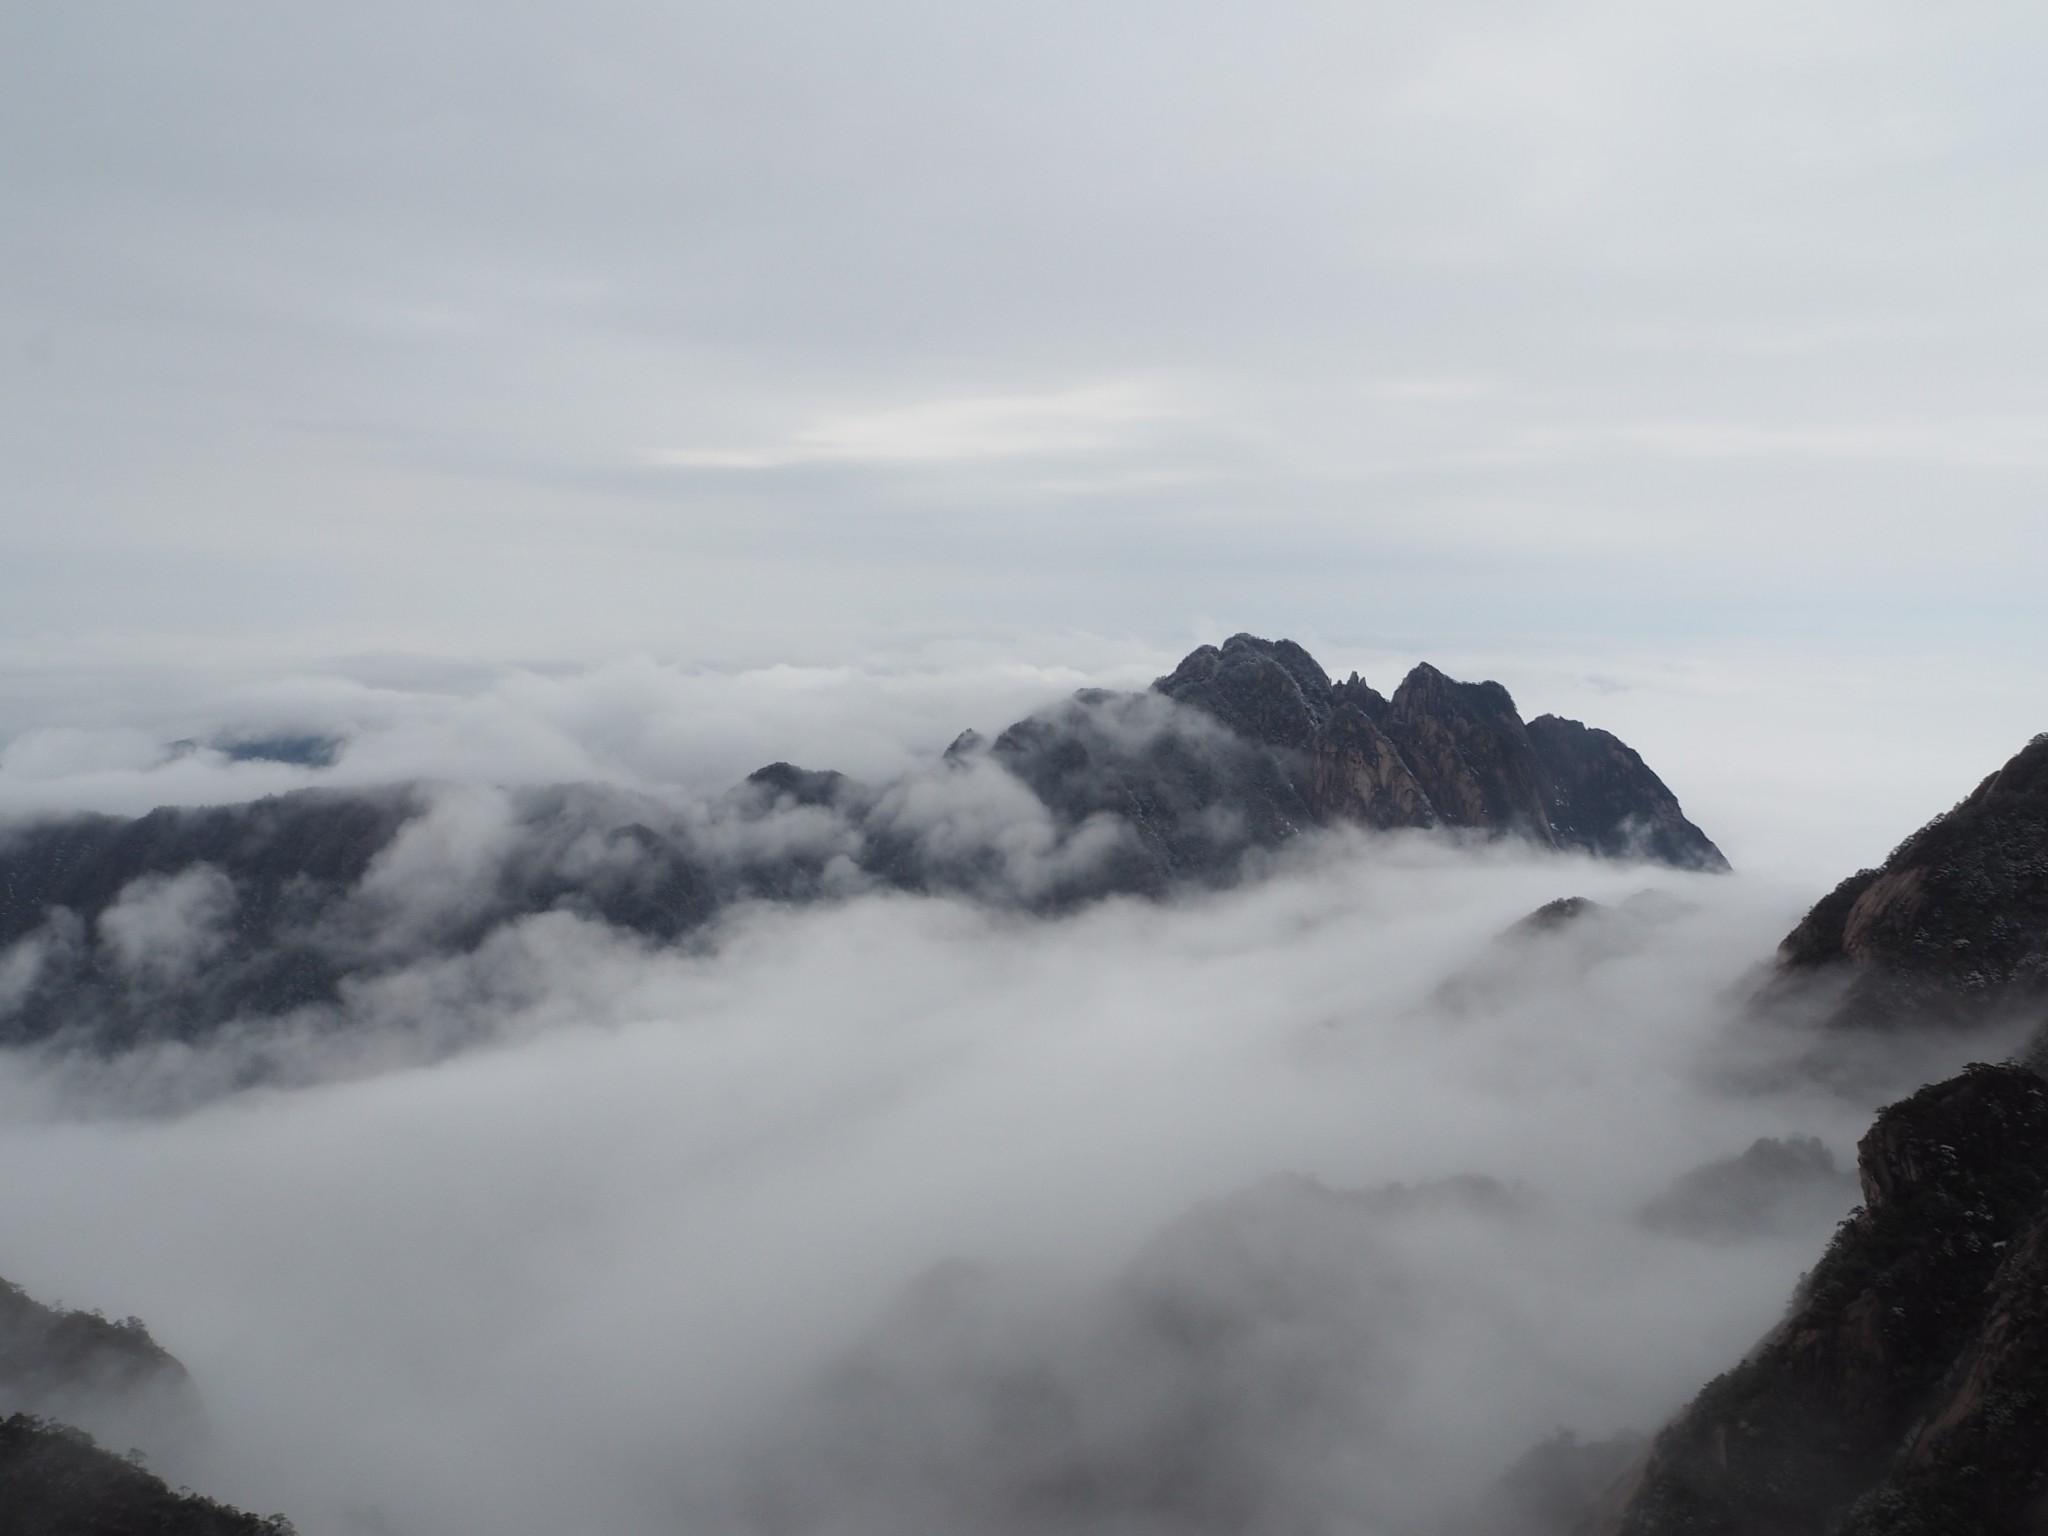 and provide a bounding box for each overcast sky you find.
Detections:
[6,0,2047,668]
